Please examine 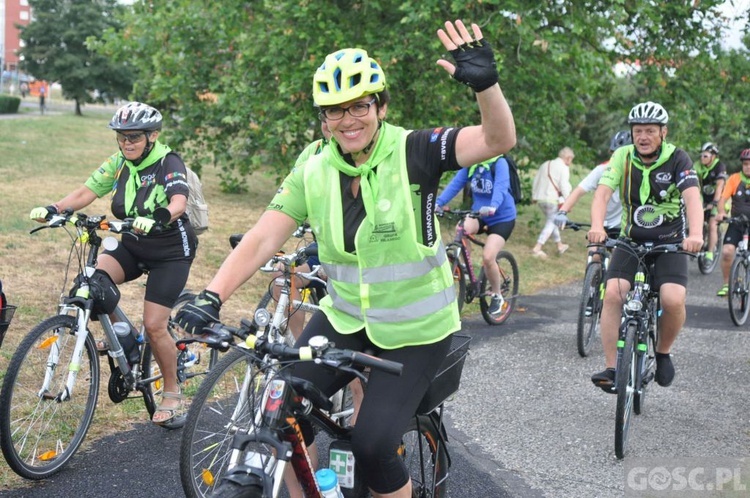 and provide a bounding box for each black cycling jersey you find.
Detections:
[697,159,728,204]
[339,127,461,252]
[110,152,190,220]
